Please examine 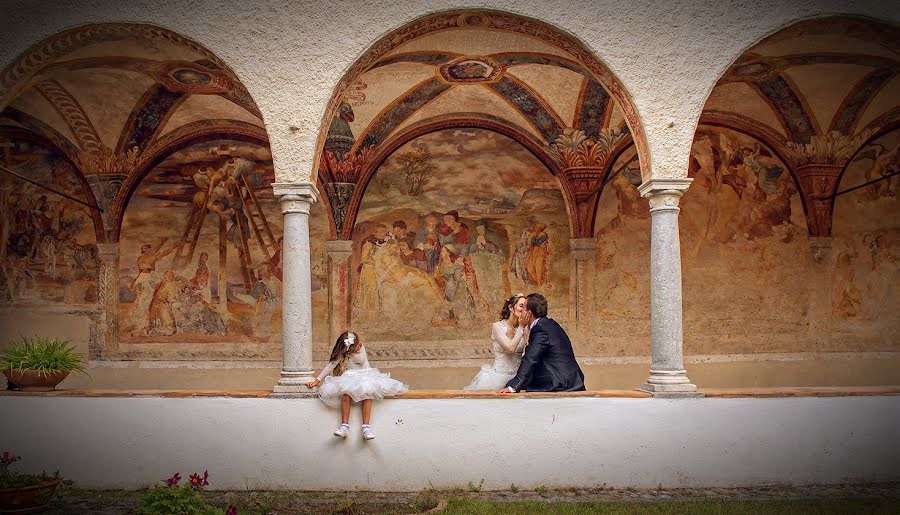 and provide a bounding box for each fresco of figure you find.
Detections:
[354,224,388,320]
[398,239,429,272]
[375,239,447,320]
[853,143,899,200]
[435,245,476,322]
[189,252,211,302]
[525,223,551,288]
[131,239,176,317]
[146,270,178,336]
[250,263,280,335]
[414,213,440,273]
